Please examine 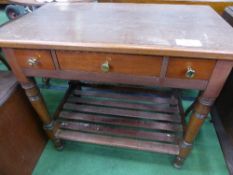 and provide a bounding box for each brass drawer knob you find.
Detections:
[185,67,196,78]
[101,61,110,73]
[27,57,39,66]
